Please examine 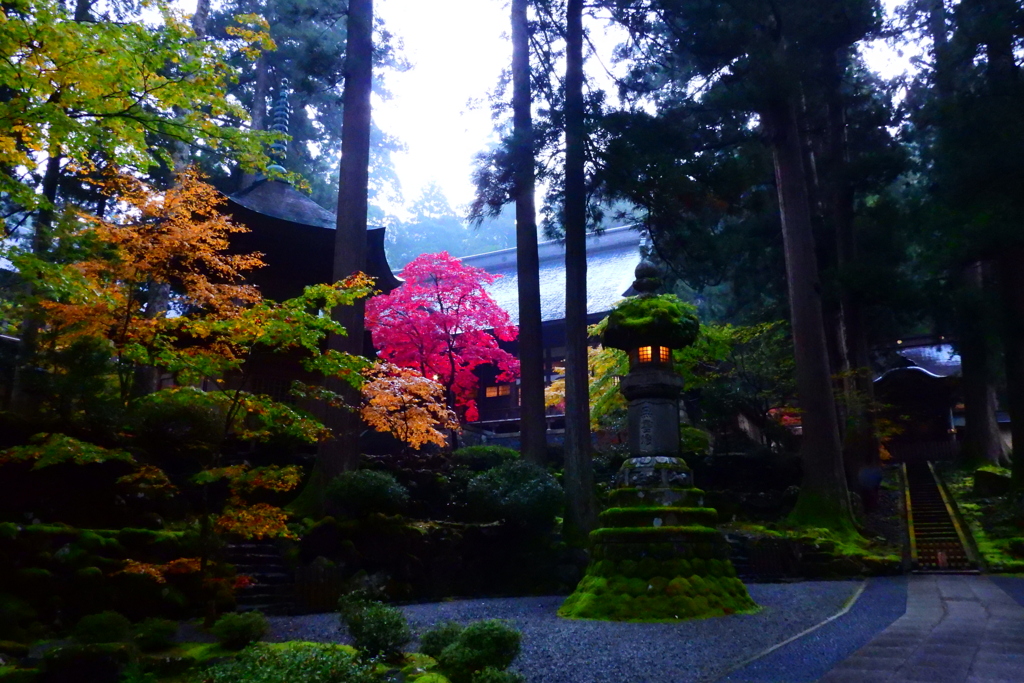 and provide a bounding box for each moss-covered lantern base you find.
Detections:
[559,457,758,622]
